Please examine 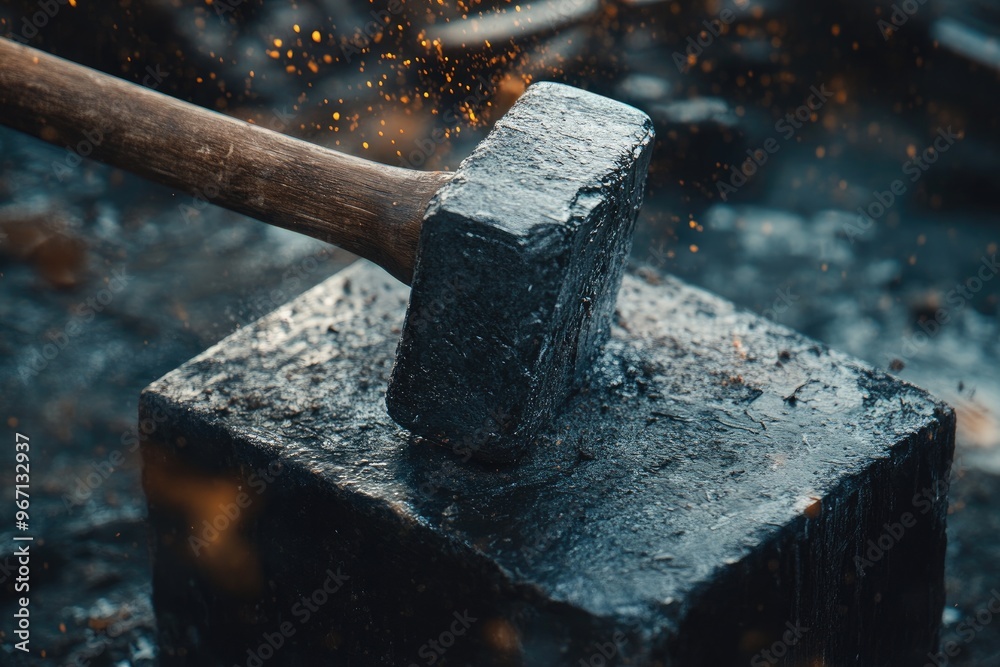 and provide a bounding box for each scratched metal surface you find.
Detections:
[143,260,951,664]
[0,0,998,663]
